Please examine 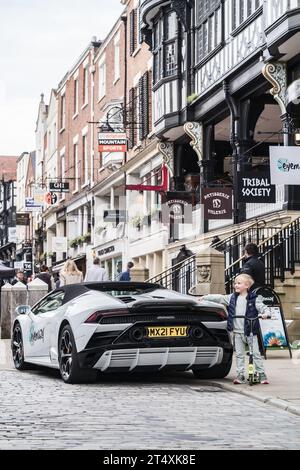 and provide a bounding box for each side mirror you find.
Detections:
[15,305,31,315]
